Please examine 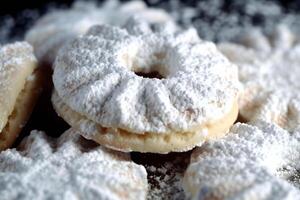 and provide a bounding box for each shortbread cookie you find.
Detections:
[25,0,172,66]
[0,42,43,150]
[183,120,300,200]
[219,25,300,131]
[52,18,240,153]
[0,128,148,200]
